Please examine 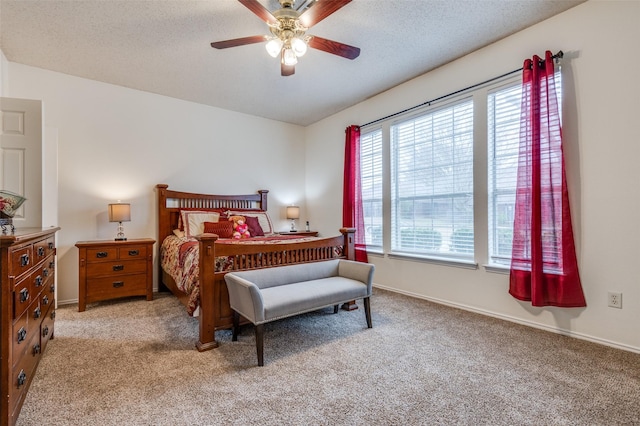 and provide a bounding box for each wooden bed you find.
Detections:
[156,184,356,351]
